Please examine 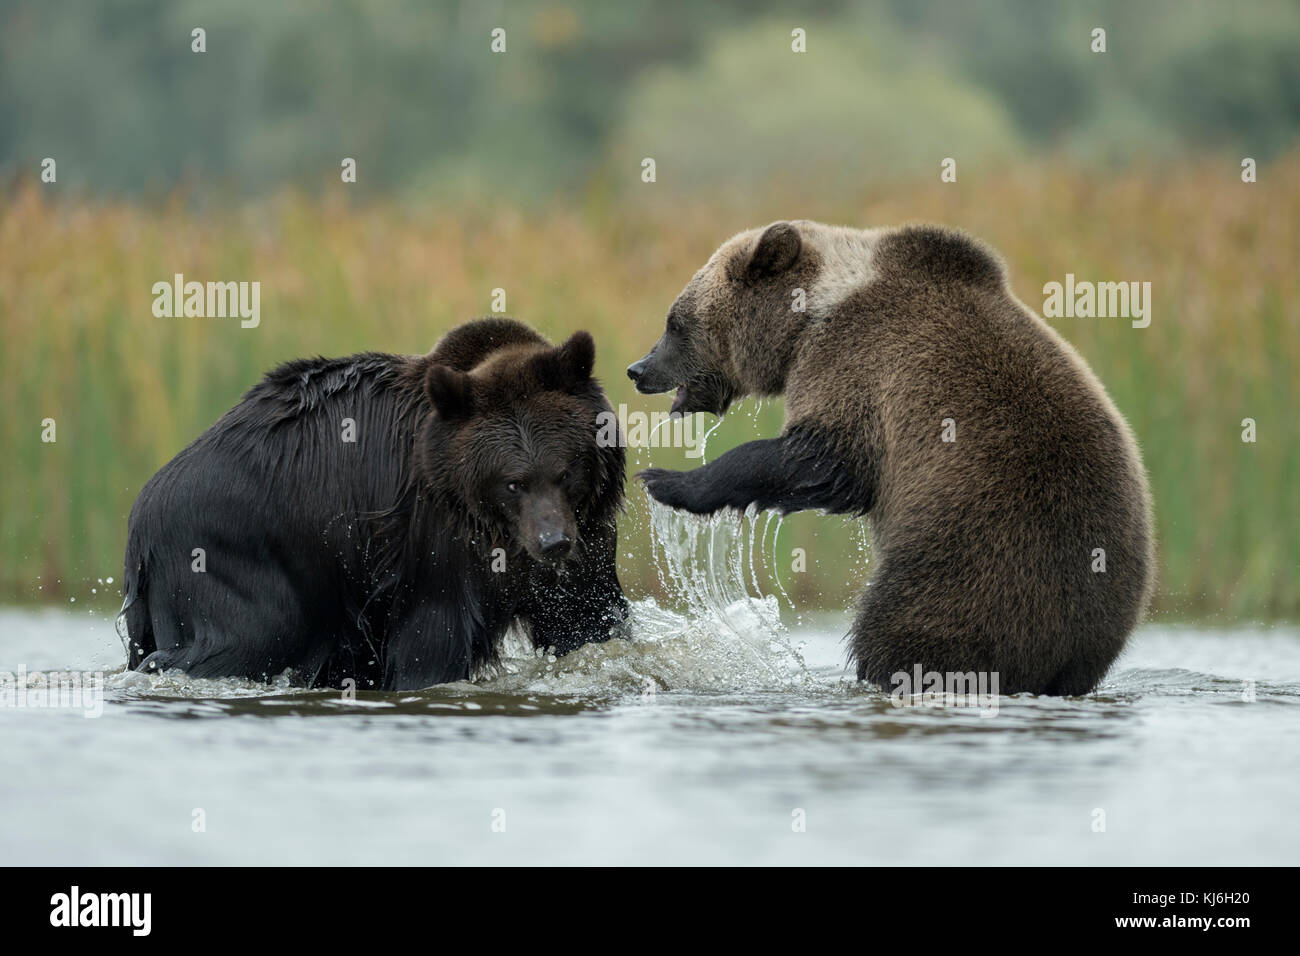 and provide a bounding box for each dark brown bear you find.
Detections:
[629,221,1154,695]
[121,318,627,690]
